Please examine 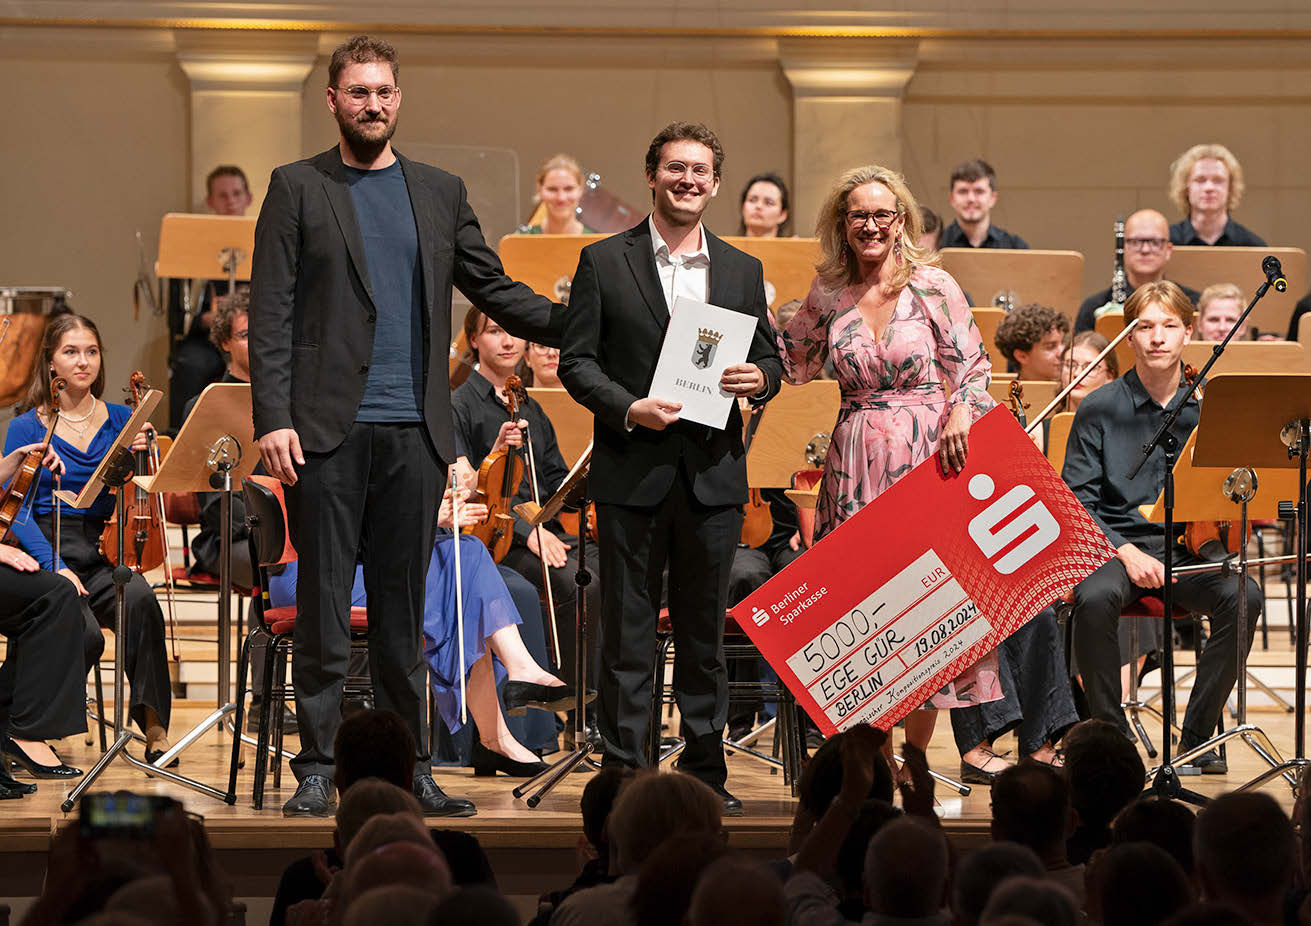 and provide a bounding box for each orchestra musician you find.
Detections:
[523,341,561,388]
[738,173,792,238]
[167,164,254,427]
[1167,144,1266,247]
[559,122,783,815]
[452,309,596,688]
[993,304,1068,381]
[1063,281,1262,772]
[775,165,1001,775]
[1075,209,1200,334]
[939,158,1029,250]
[3,313,174,768]
[0,441,89,798]
[519,154,596,236]
[248,35,562,818]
